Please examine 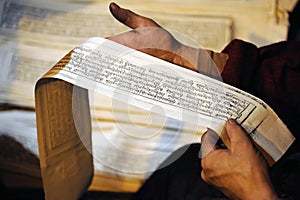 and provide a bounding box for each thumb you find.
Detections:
[200,129,219,158]
[226,119,251,153]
